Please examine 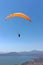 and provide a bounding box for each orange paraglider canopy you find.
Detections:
[5,13,31,22]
